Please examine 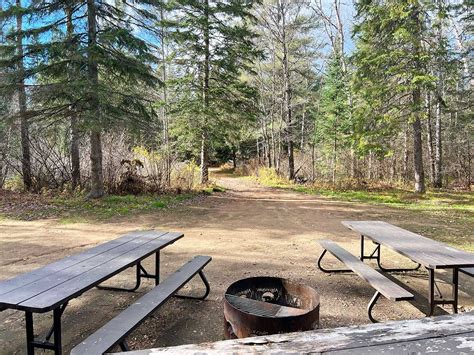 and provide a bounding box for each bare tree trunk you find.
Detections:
[260,112,272,167]
[271,42,277,169]
[89,131,103,197]
[403,123,409,182]
[66,5,80,190]
[200,0,210,184]
[271,117,276,169]
[350,149,356,178]
[87,0,104,198]
[413,89,425,193]
[276,101,283,173]
[332,117,337,184]
[300,103,305,150]
[256,138,260,164]
[70,115,81,189]
[16,0,32,191]
[433,97,442,187]
[411,5,425,193]
[232,147,237,170]
[200,132,208,183]
[311,143,315,182]
[466,133,471,189]
[425,92,435,184]
[433,4,444,189]
[266,136,272,168]
[280,2,294,180]
[367,151,372,180]
[390,155,396,181]
[160,5,171,187]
